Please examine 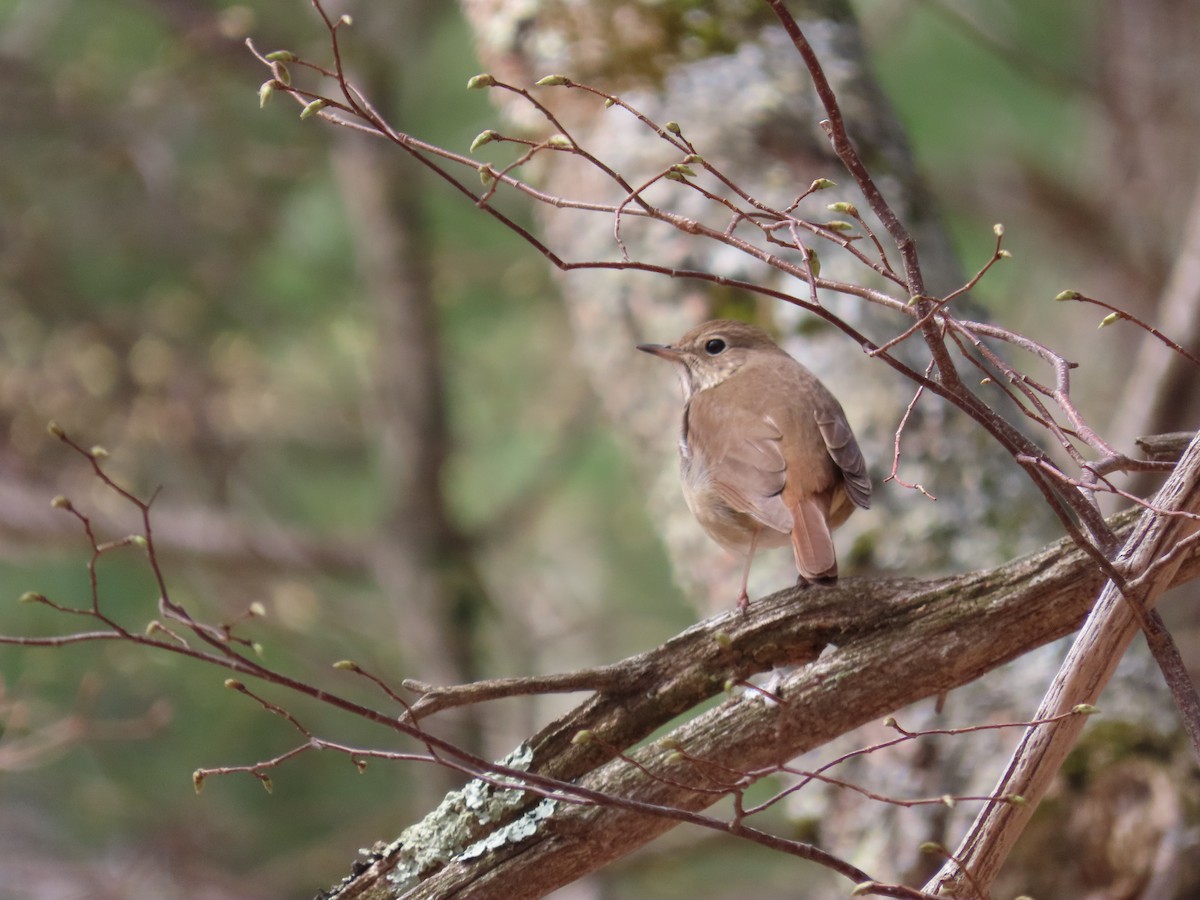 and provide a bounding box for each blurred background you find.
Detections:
[0,1,1197,898]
